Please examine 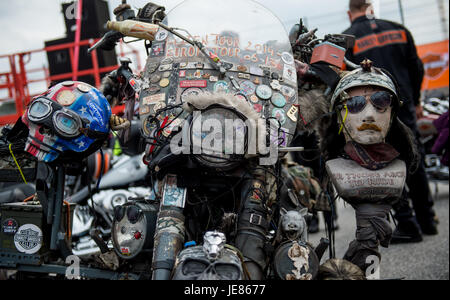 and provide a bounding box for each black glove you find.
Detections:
[100,71,119,105]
